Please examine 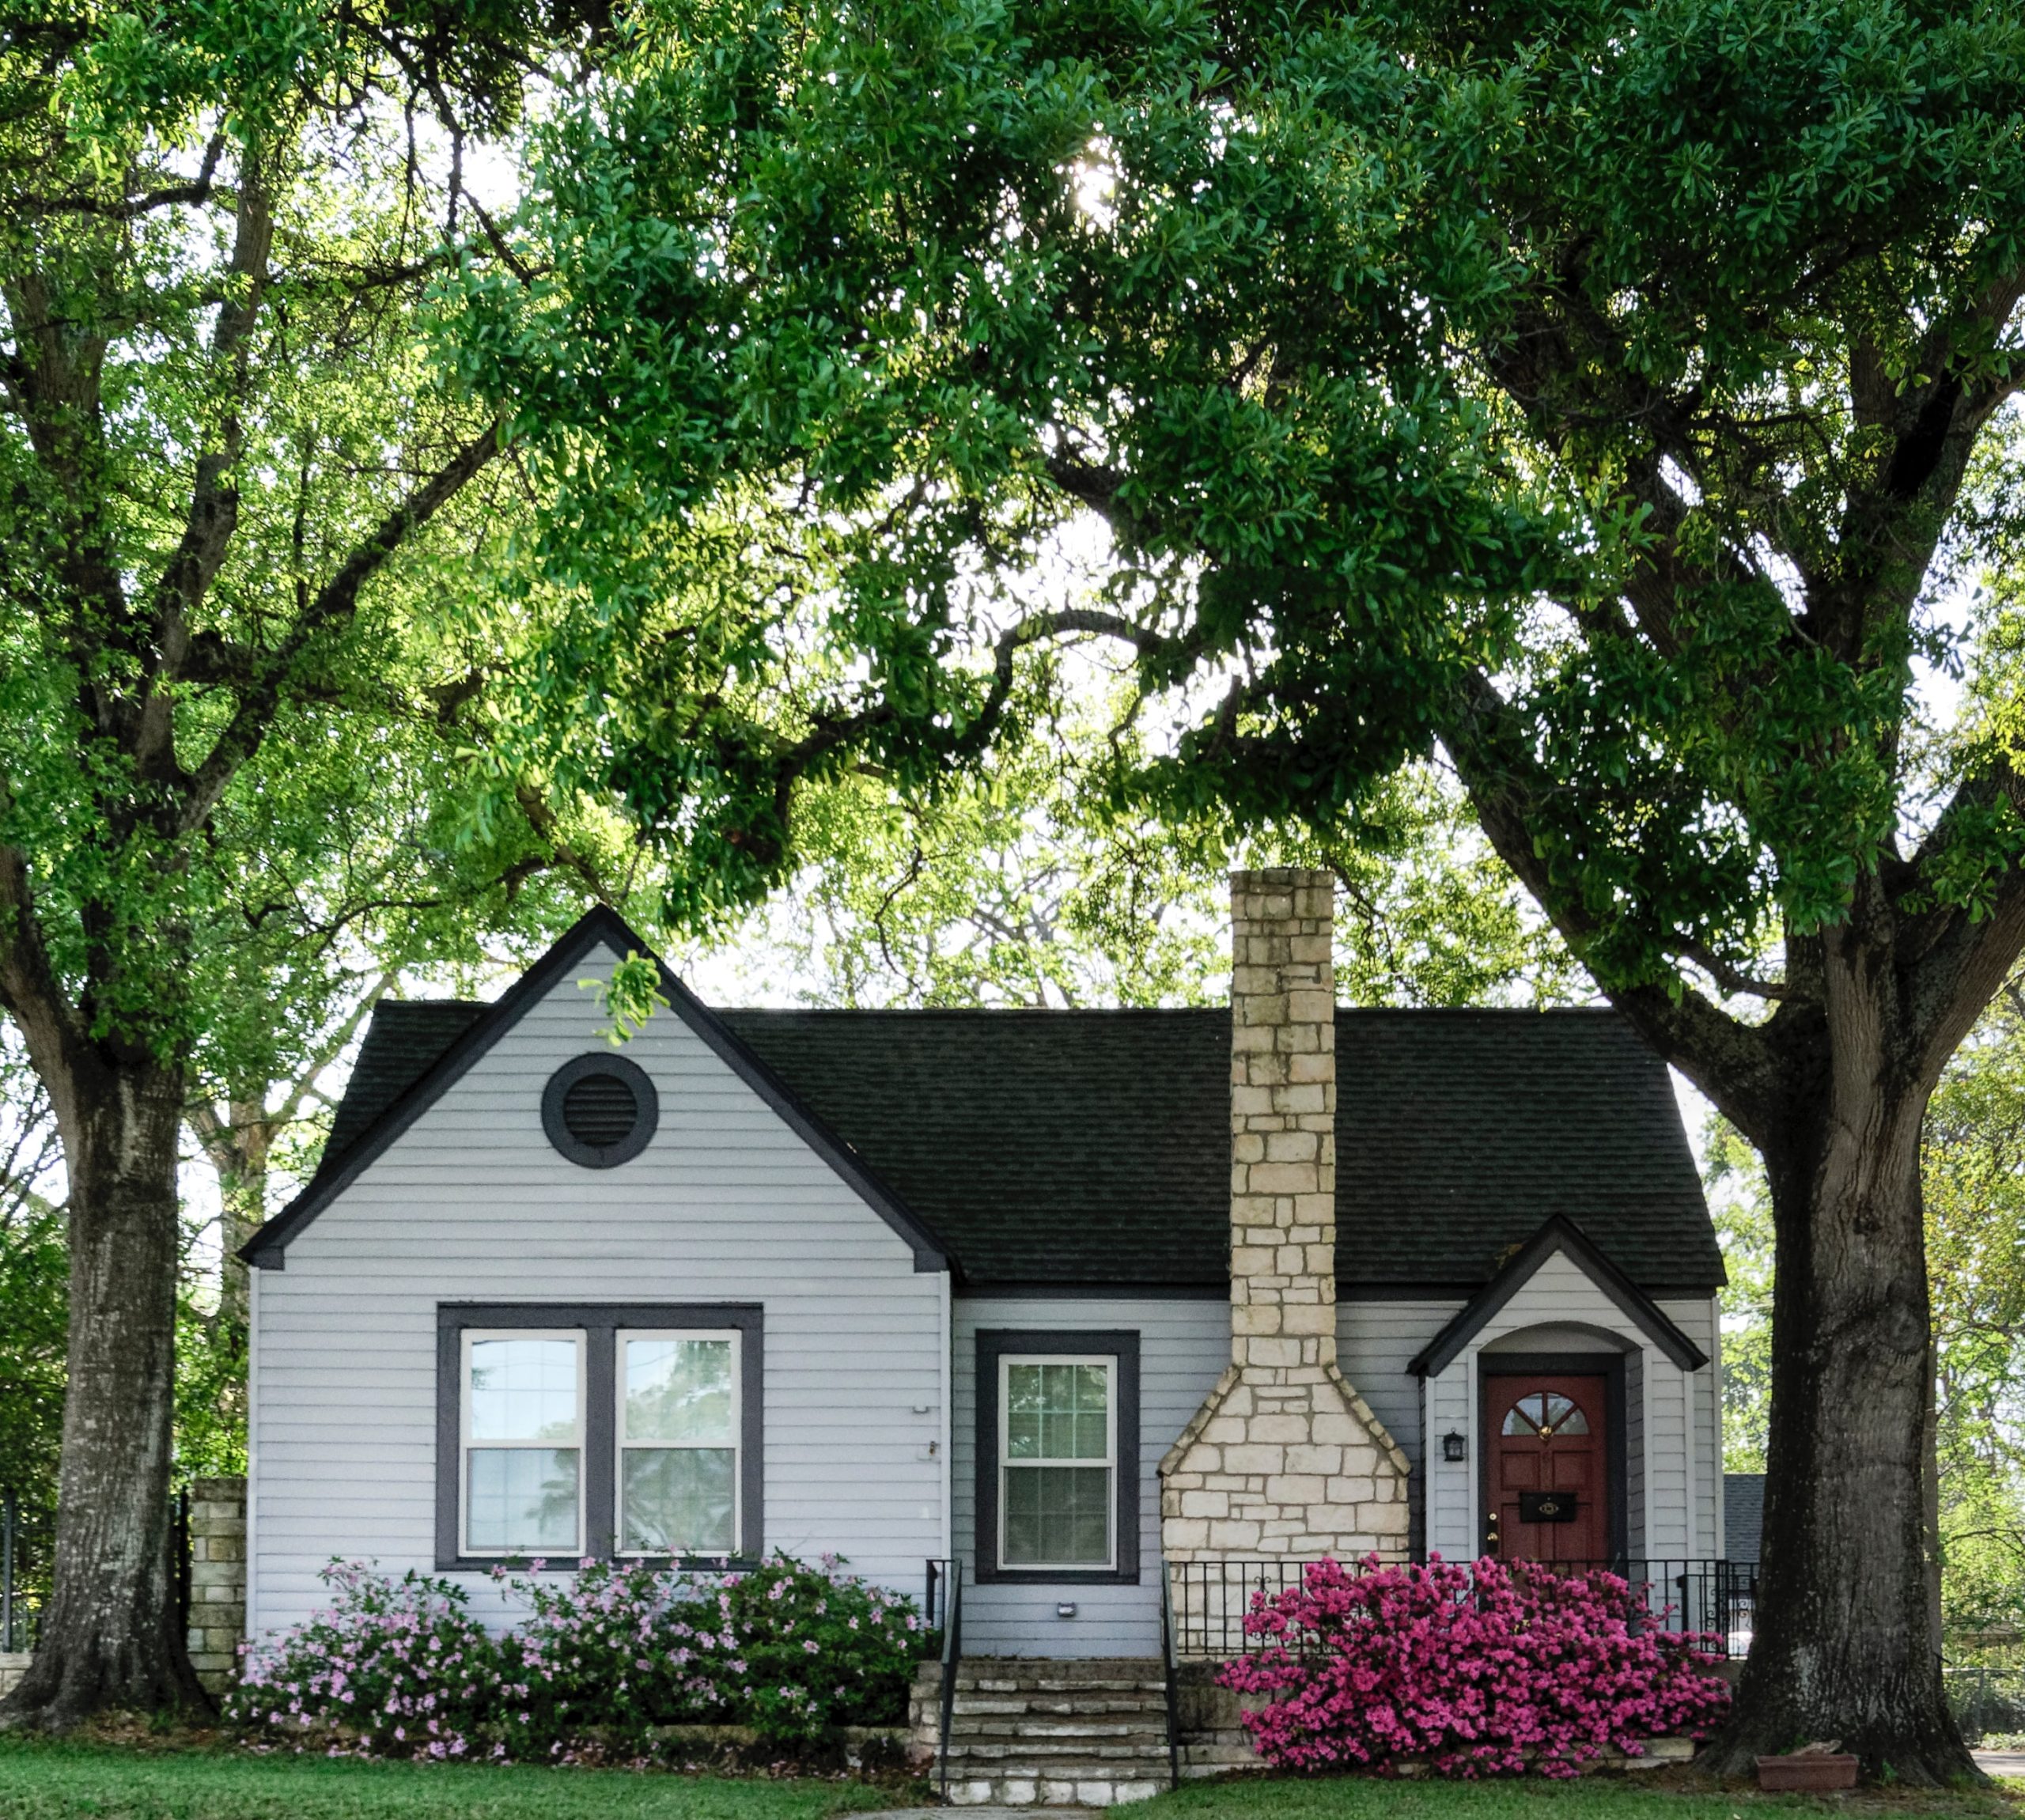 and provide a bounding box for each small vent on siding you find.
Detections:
[561,1072,639,1149]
